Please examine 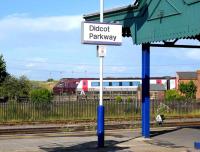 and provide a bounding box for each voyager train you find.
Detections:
[53,77,176,95]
